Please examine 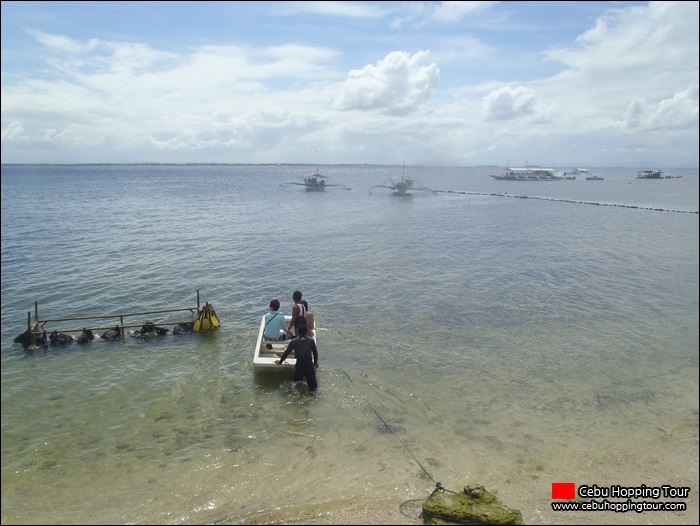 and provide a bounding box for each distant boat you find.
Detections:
[569,168,590,177]
[302,173,327,191]
[369,175,414,196]
[369,165,436,196]
[636,170,664,179]
[281,171,351,191]
[490,167,572,181]
[567,167,605,180]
